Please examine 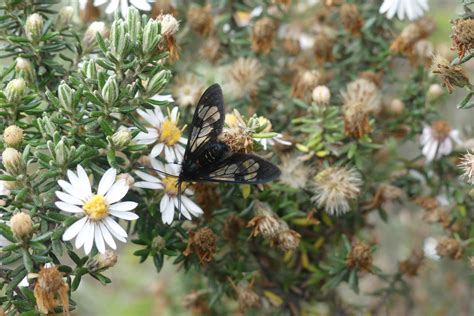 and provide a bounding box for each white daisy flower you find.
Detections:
[92,0,151,18]
[134,158,203,225]
[423,237,440,260]
[420,120,462,162]
[379,0,428,21]
[255,134,291,150]
[56,165,138,254]
[133,106,187,163]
